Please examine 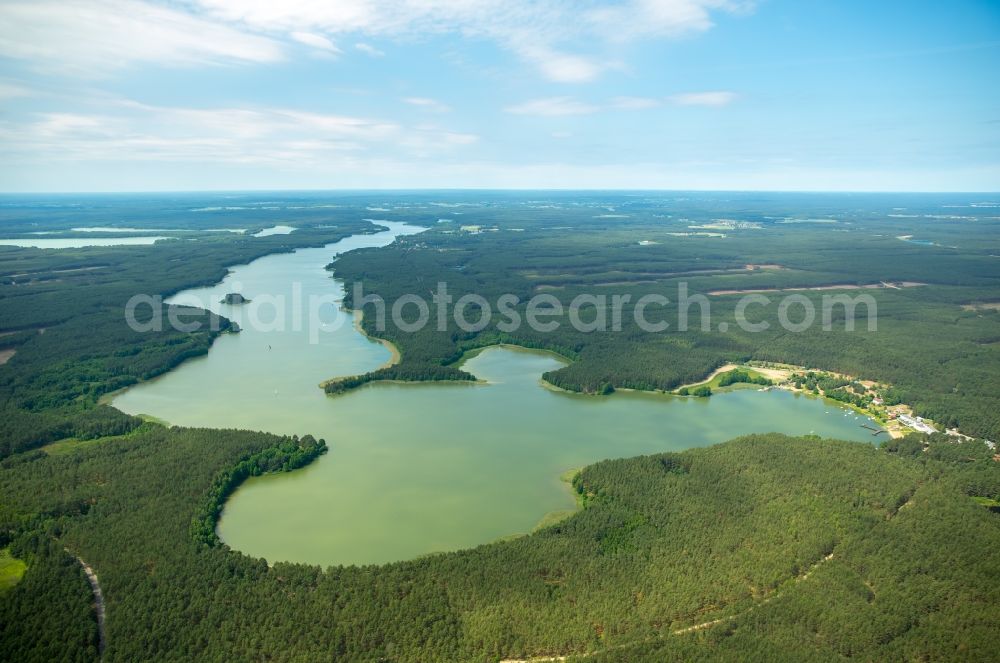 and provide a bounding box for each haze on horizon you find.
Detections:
[0,0,998,193]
